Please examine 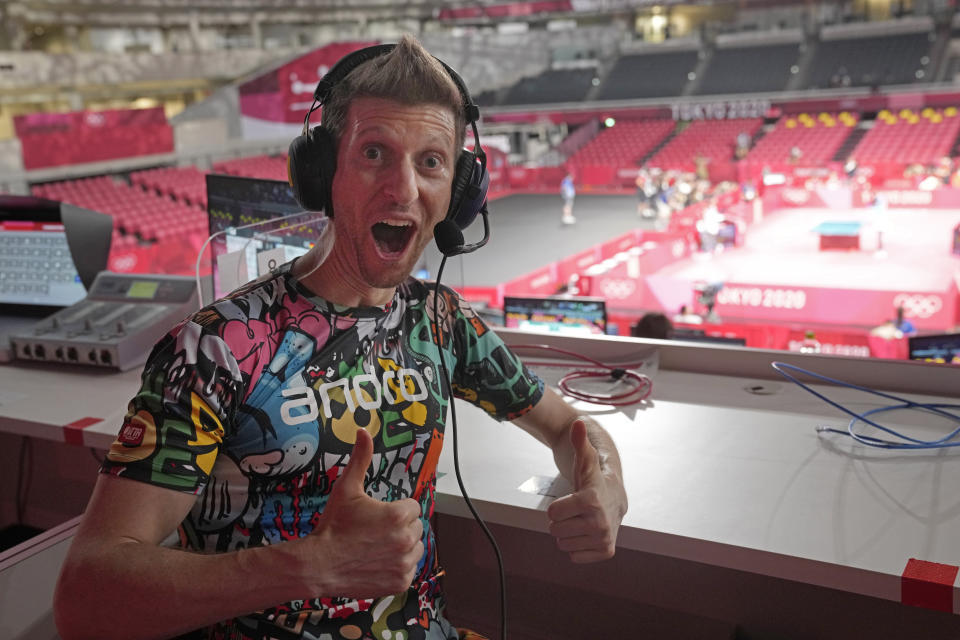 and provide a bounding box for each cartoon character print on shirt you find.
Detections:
[252,583,446,640]
[106,317,245,494]
[183,289,444,570]
[249,312,443,546]
[104,269,544,639]
[416,286,541,421]
[188,307,358,545]
[194,290,449,636]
